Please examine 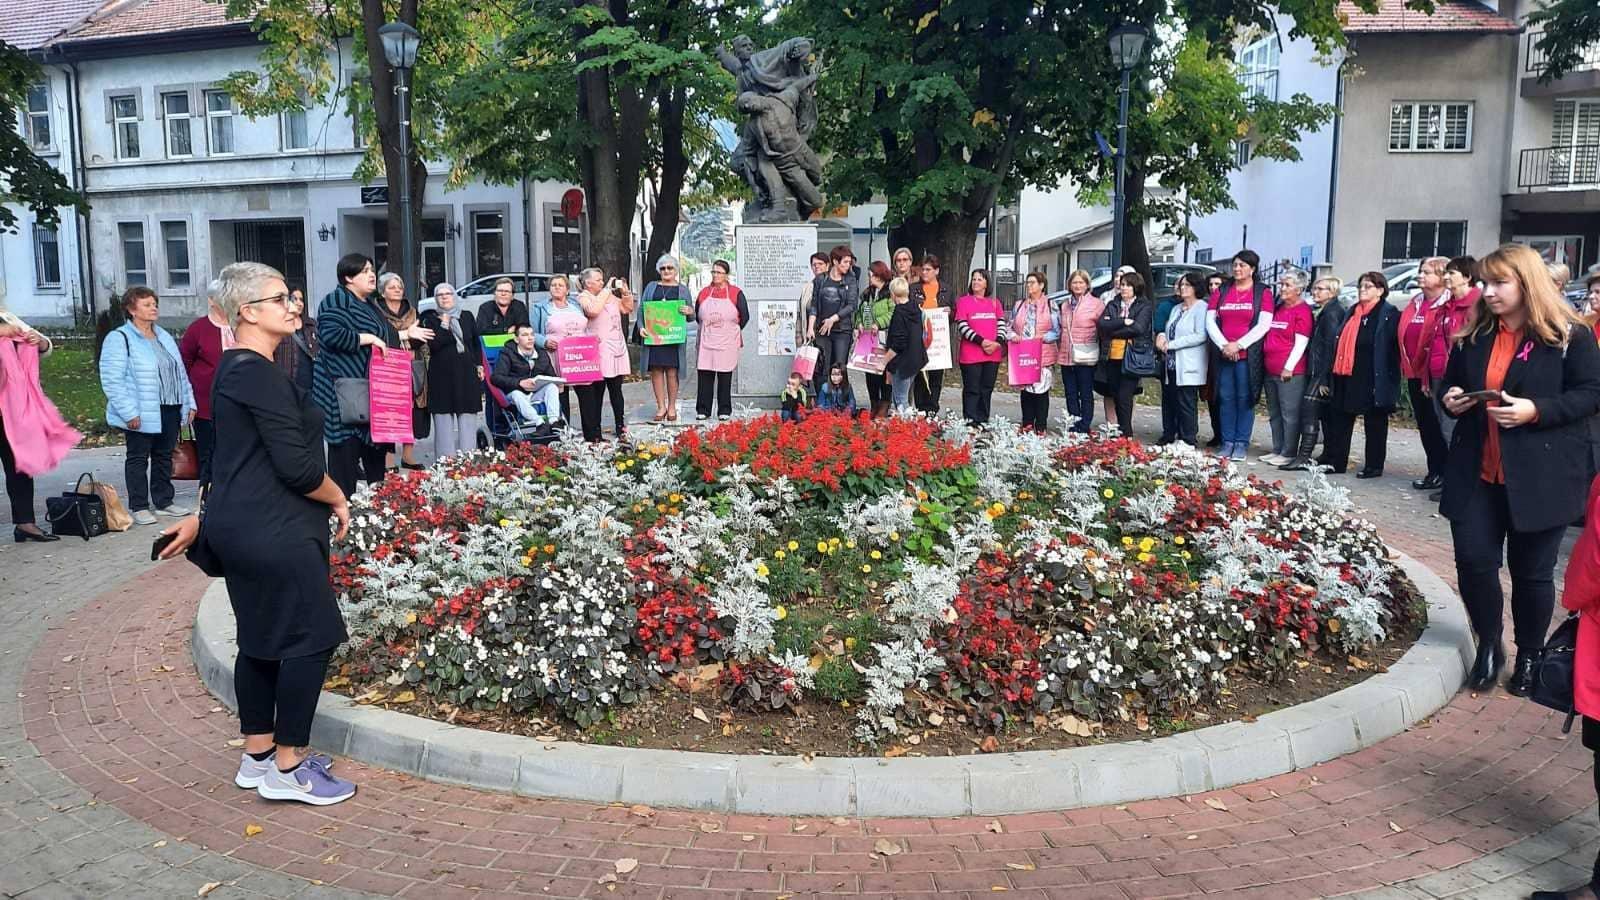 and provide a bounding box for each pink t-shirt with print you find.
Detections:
[1262,301,1314,376]
[1208,285,1274,342]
